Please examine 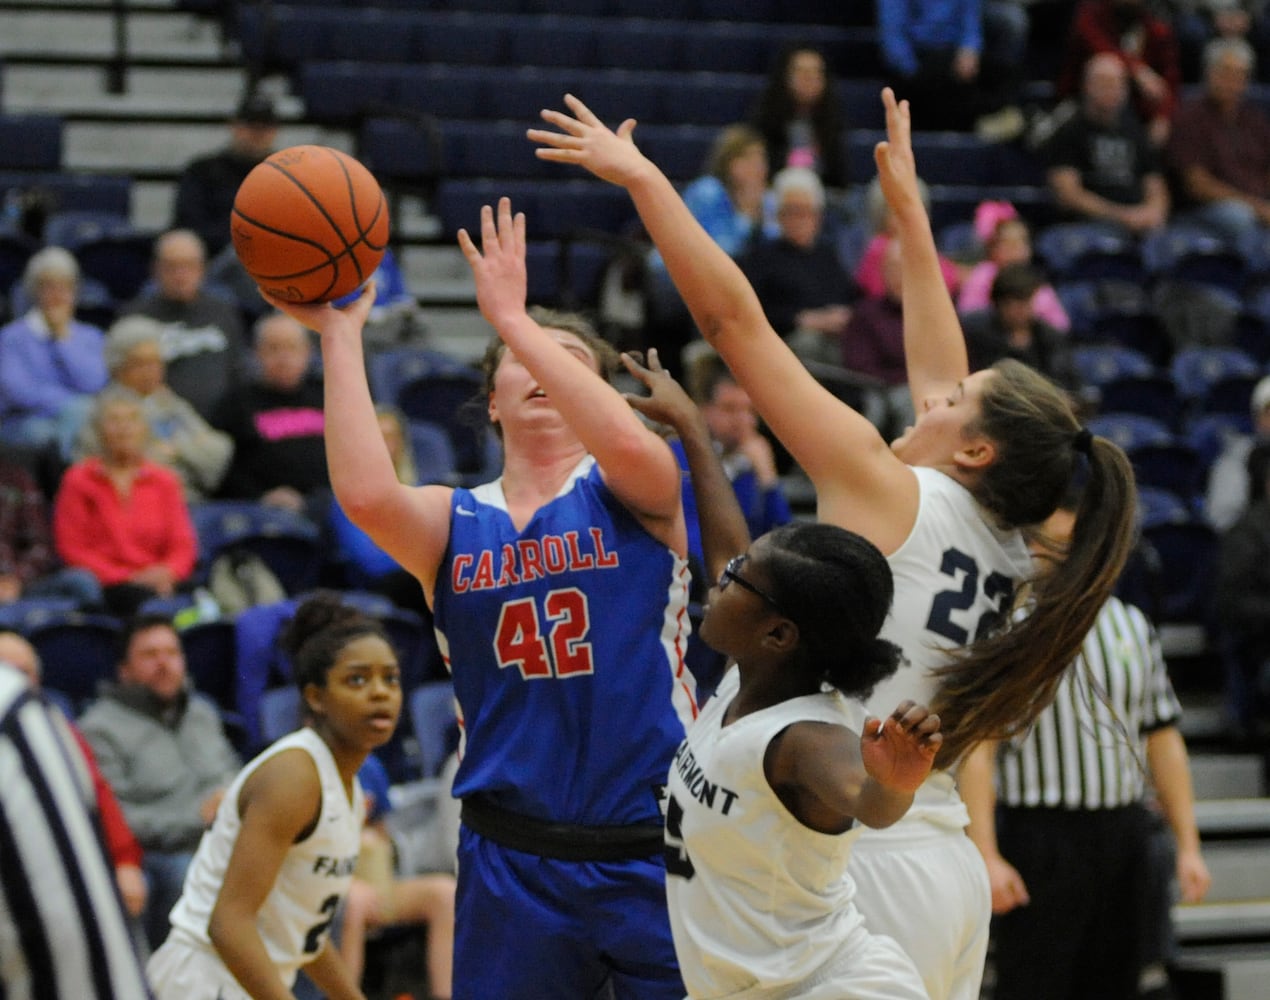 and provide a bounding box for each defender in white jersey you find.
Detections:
[534,90,1138,1000]
[663,523,938,1000]
[148,595,402,1000]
